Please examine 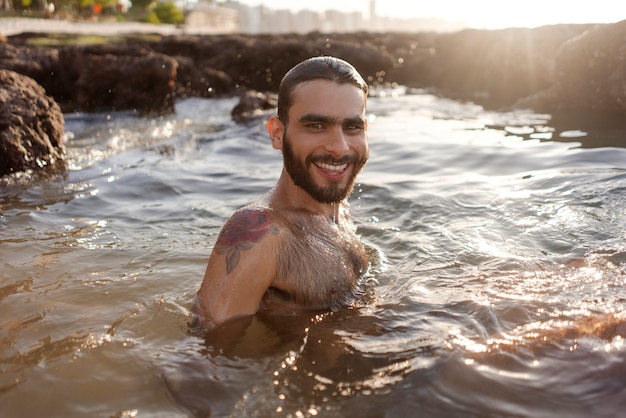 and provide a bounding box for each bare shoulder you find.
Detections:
[214,206,280,275]
[196,206,282,327]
